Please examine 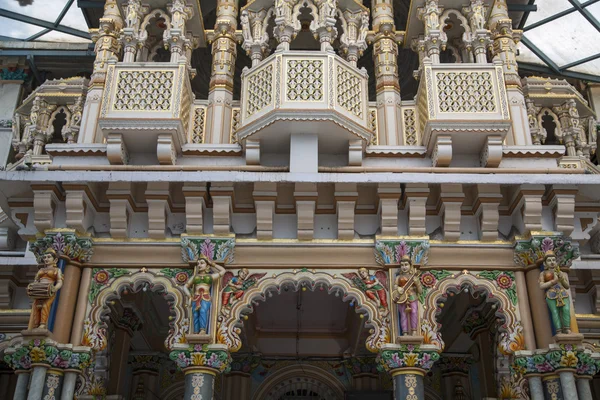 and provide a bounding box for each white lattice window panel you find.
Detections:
[337,66,362,118]
[113,70,174,111]
[286,60,323,101]
[246,65,273,117]
[403,109,418,145]
[191,107,206,144]
[435,72,496,113]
